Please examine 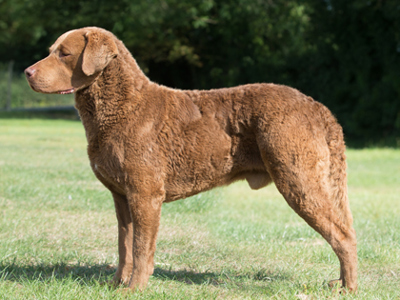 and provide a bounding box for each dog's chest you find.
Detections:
[87,139,126,193]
